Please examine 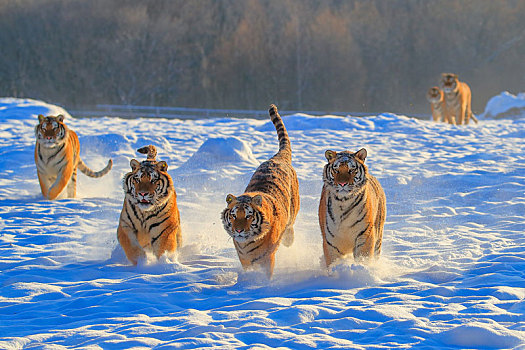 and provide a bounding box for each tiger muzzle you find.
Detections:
[232,219,248,234]
[335,169,352,187]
